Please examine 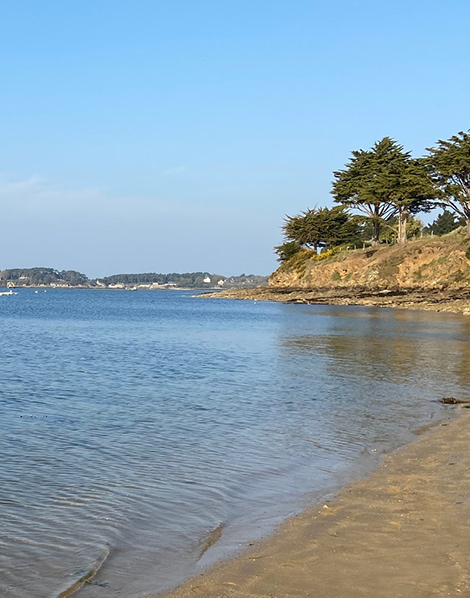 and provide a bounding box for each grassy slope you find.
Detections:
[270,230,470,290]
